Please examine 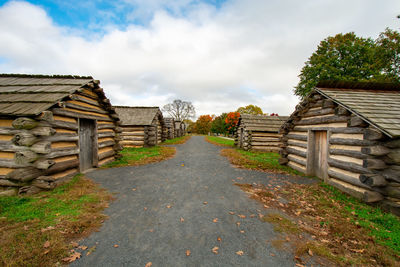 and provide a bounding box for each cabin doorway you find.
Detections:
[308,130,328,181]
[79,119,97,172]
